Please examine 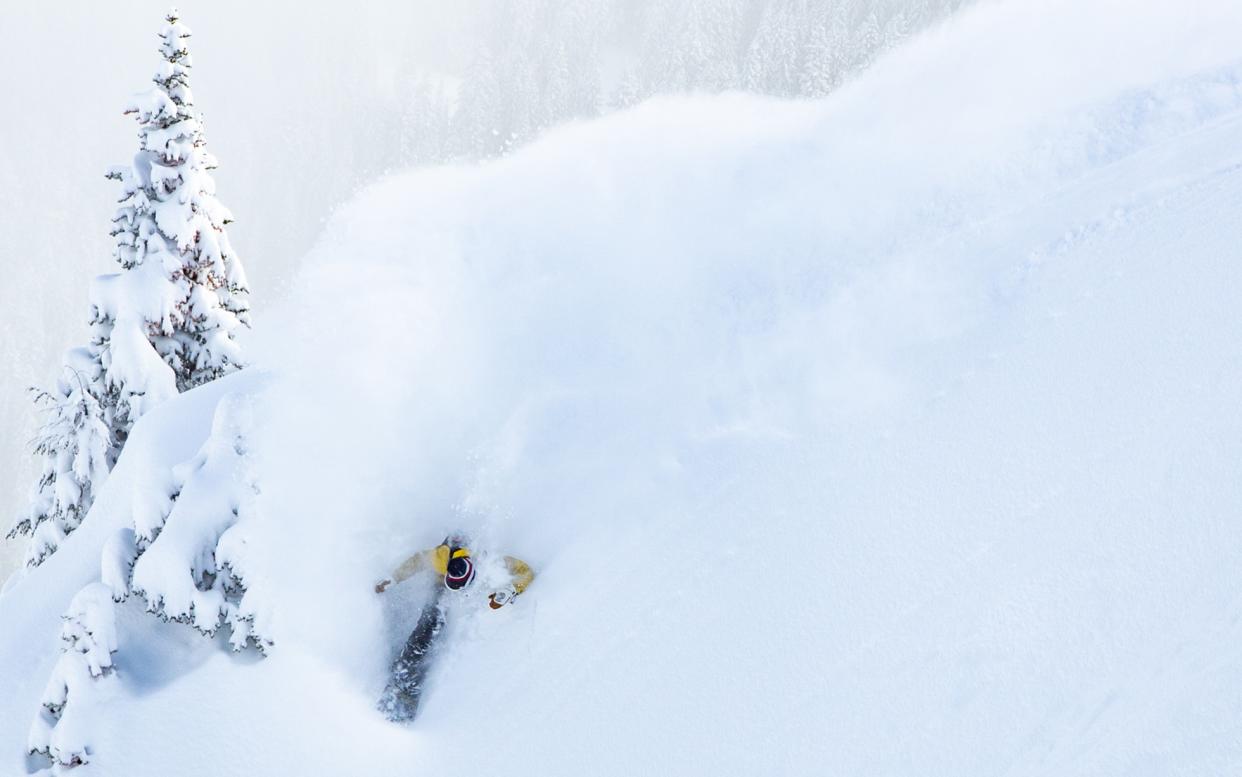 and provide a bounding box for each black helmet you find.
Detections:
[445,547,475,590]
